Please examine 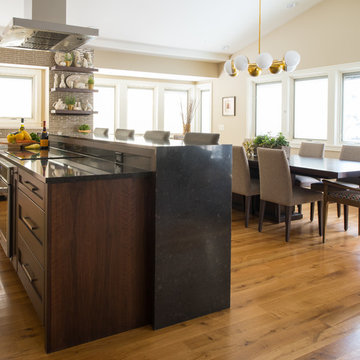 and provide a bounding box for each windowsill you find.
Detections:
[289,141,342,153]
